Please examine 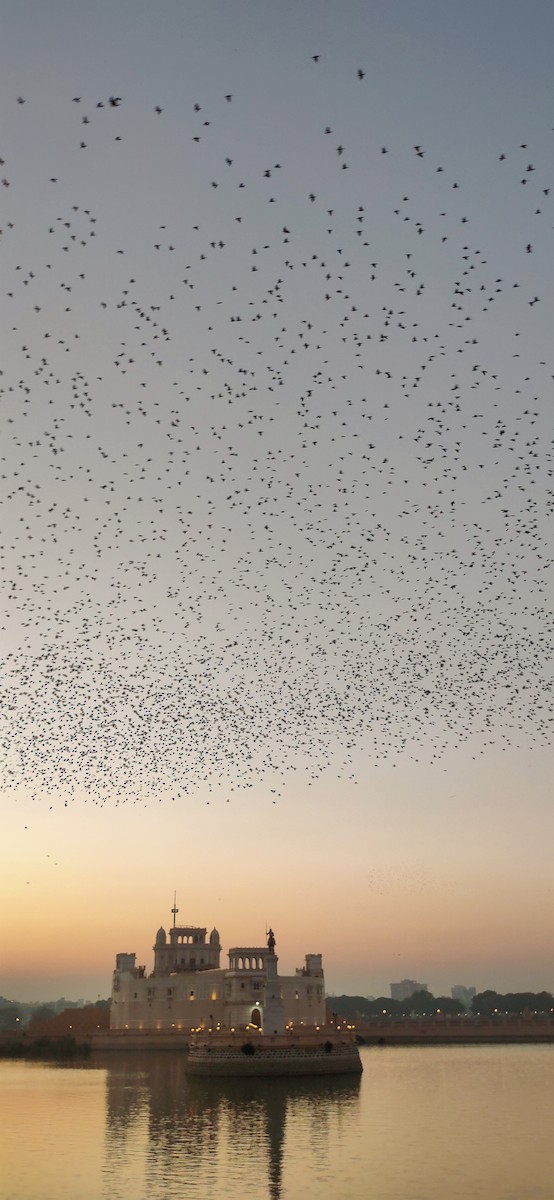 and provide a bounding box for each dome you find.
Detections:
[210,927,220,945]
[155,926,167,945]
